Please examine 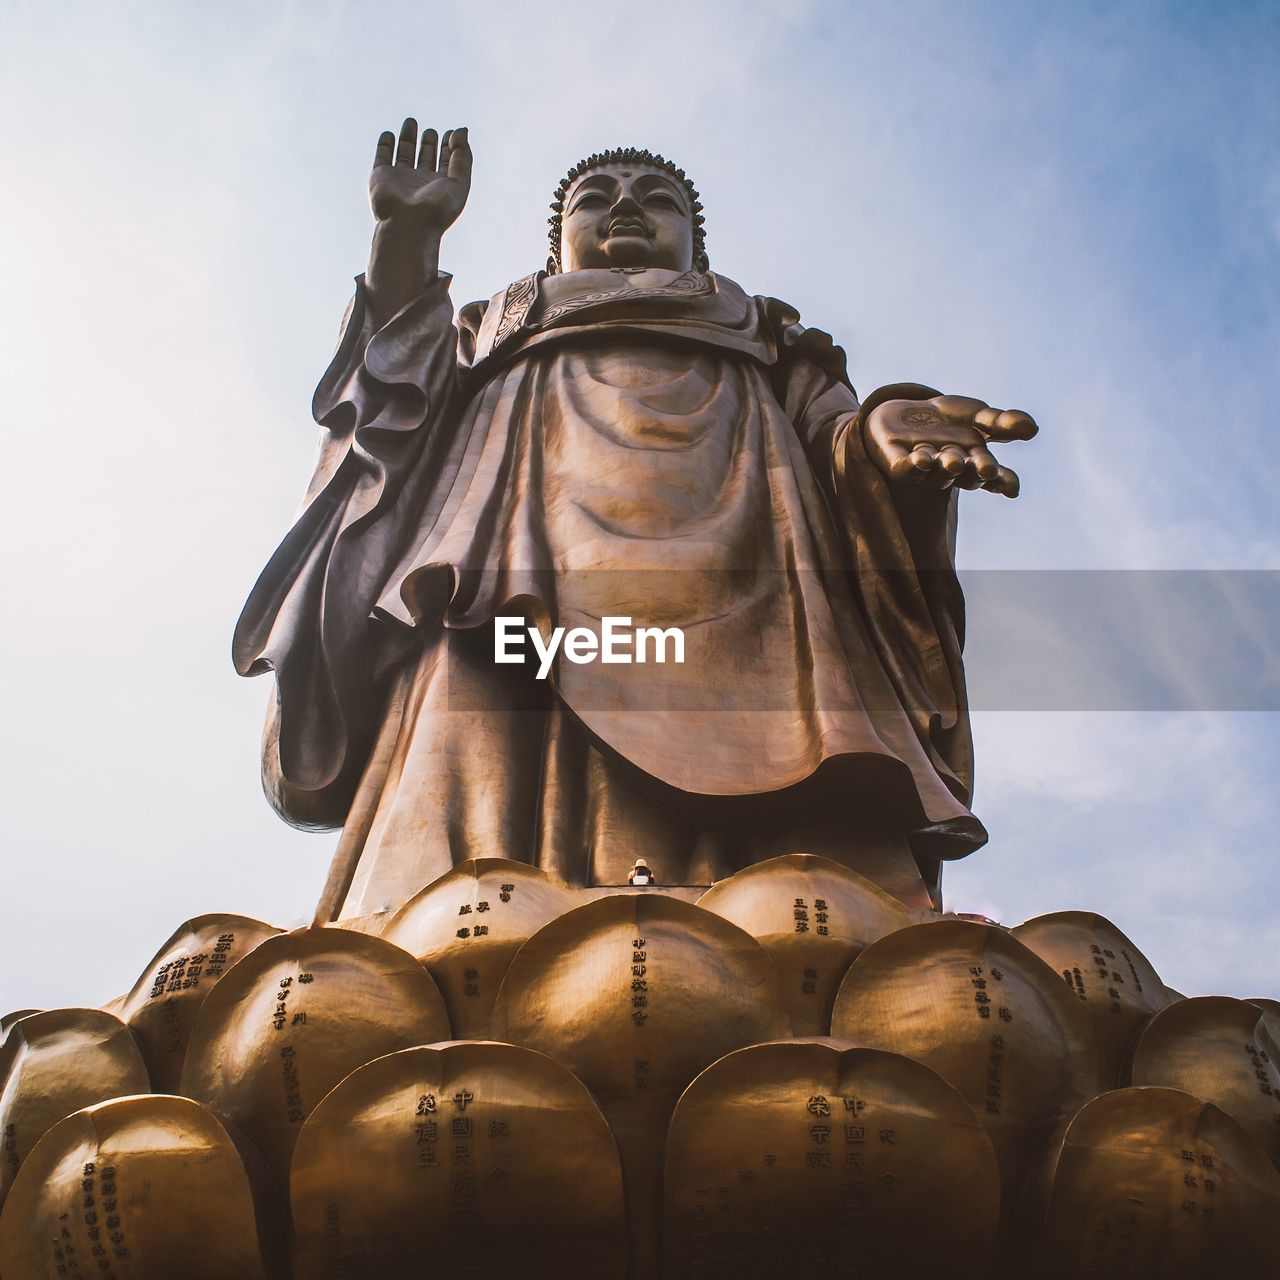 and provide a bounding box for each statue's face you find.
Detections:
[561,164,695,272]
